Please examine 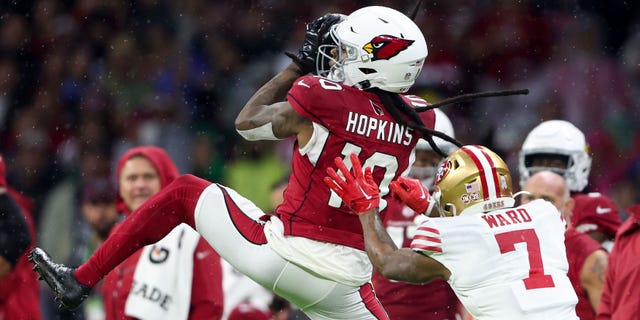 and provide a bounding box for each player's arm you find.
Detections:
[358,209,450,283]
[235,12,343,144]
[325,154,450,284]
[235,63,312,140]
[580,248,608,311]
